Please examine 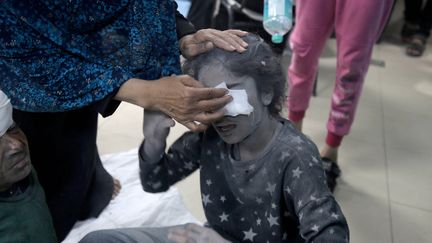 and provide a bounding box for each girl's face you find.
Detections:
[198,63,268,144]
